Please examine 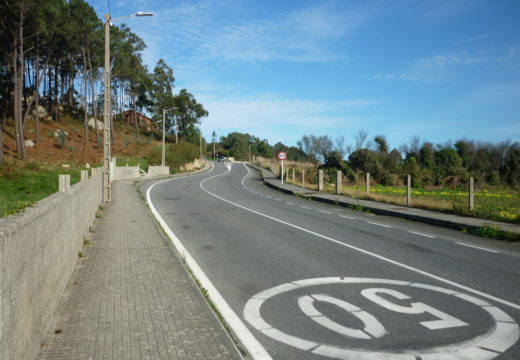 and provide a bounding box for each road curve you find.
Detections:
[146,162,520,360]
